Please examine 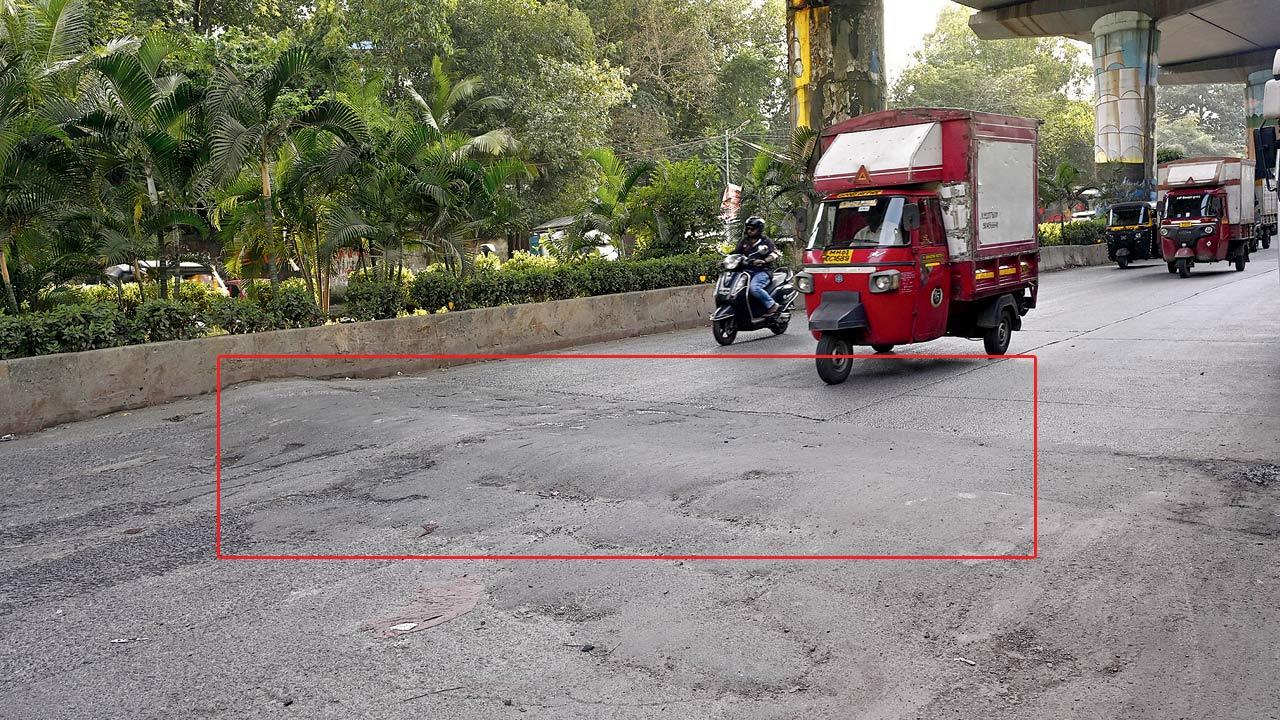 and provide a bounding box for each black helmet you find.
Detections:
[745,216,765,232]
